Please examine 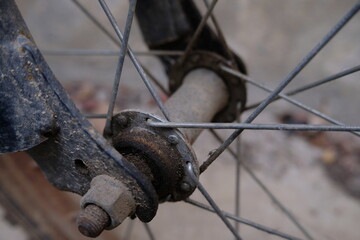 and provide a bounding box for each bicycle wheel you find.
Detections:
[1,0,360,239]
